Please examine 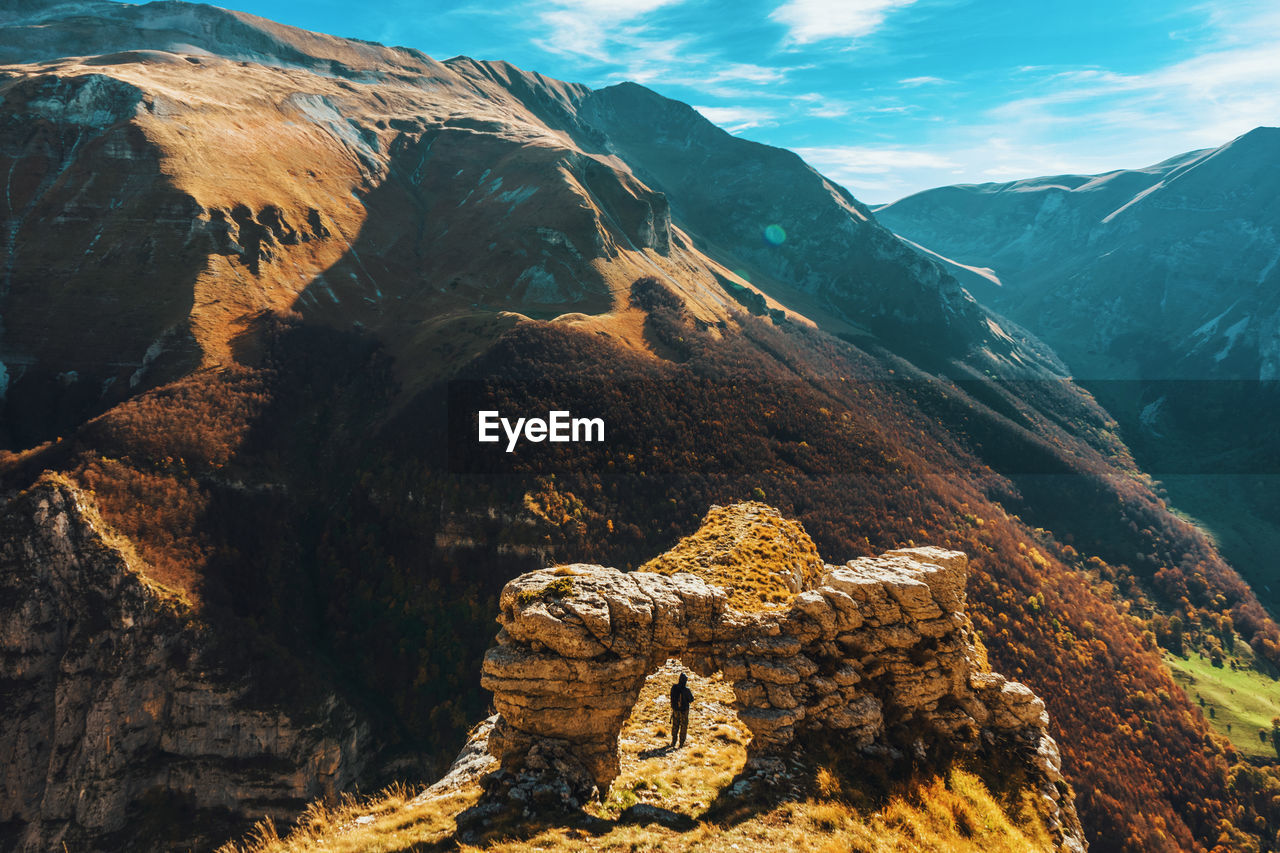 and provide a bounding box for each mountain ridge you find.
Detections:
[875,127,1280,619]
[875,126,1280,382]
